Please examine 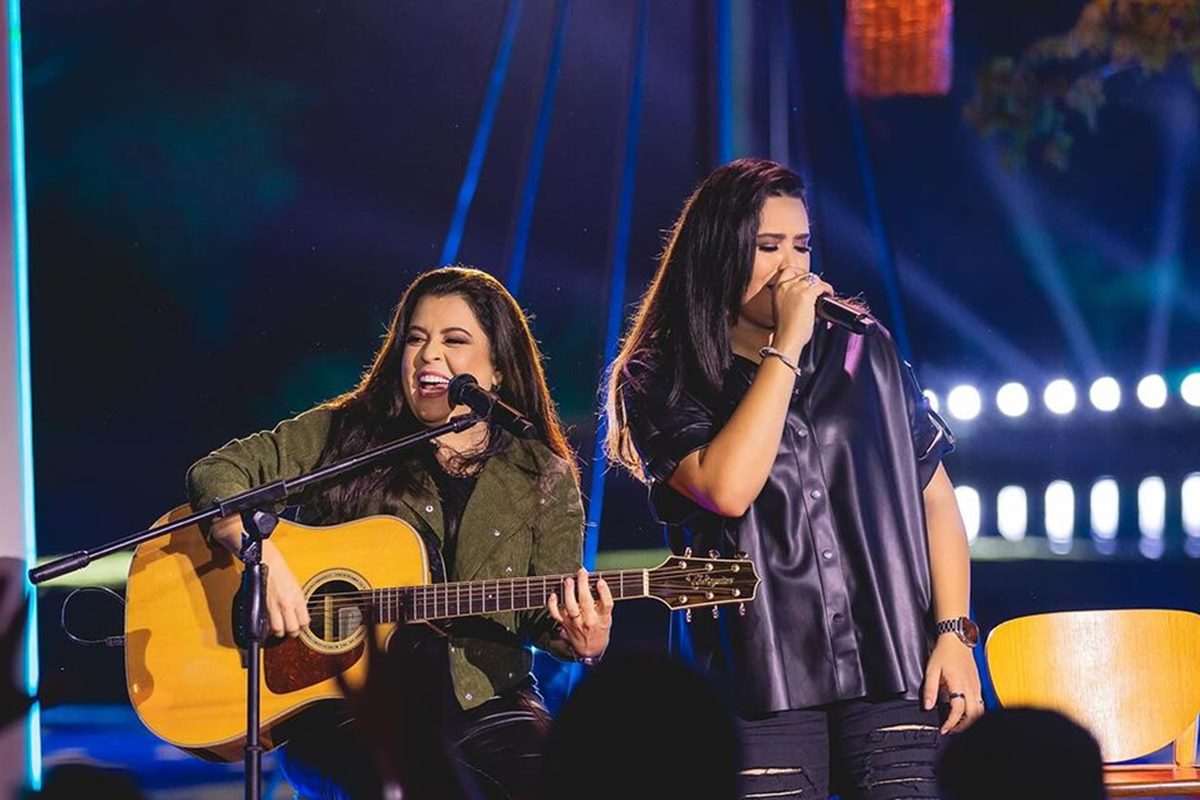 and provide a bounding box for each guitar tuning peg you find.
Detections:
[683,547,693,558]
[707,549,720,559]
[685,608,693,624]
[738,603,747,617]
[711,606,719,619]
[735,551,748,560]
